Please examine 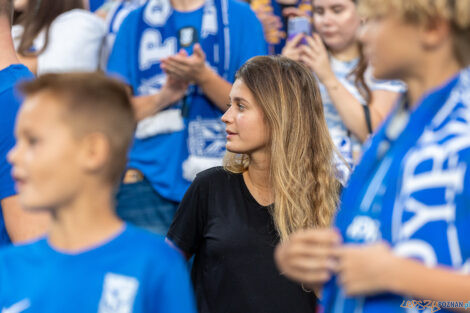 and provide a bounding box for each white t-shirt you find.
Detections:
[319,57,405,170]
[13,9,106,75]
